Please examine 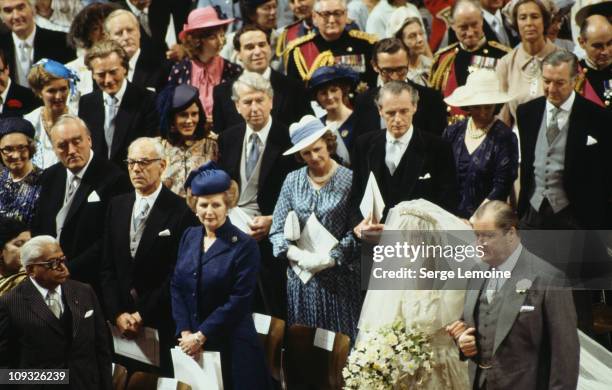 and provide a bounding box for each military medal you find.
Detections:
[469,55,497,73]
[604,80,612,105]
